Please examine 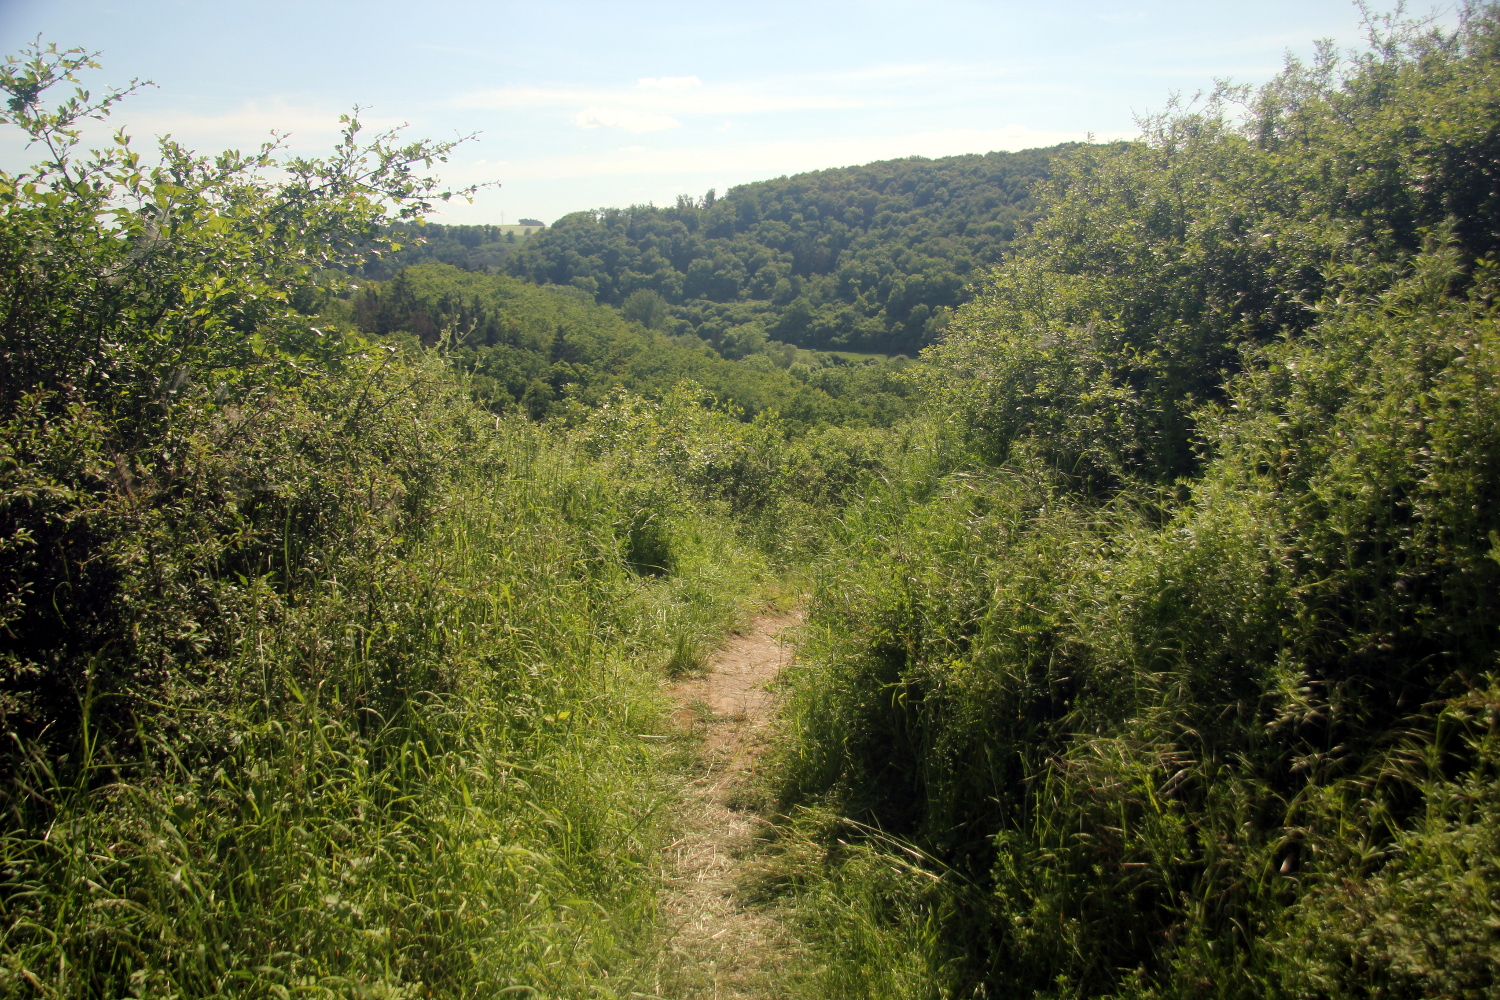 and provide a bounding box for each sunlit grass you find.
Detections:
[0,393,780,998]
